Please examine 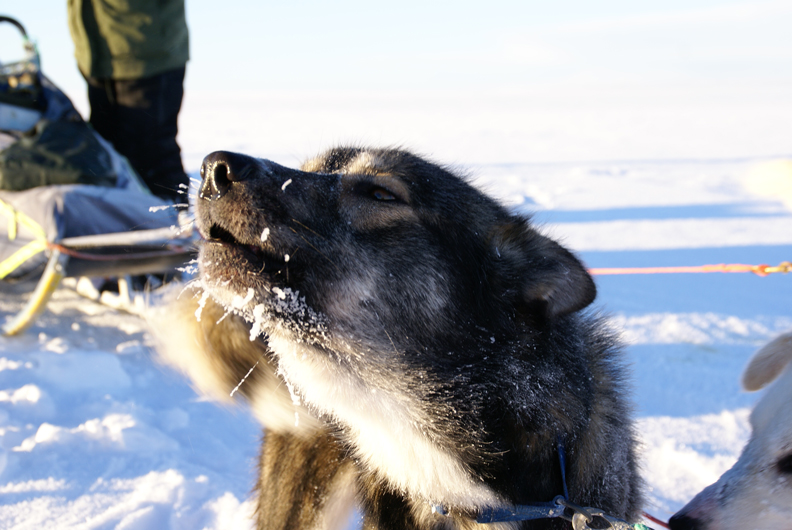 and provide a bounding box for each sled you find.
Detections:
[2,228,194,336]
[0,185,195,336]
[0,16,196,335]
